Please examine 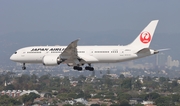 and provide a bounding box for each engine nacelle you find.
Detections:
[42,55,61,66]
